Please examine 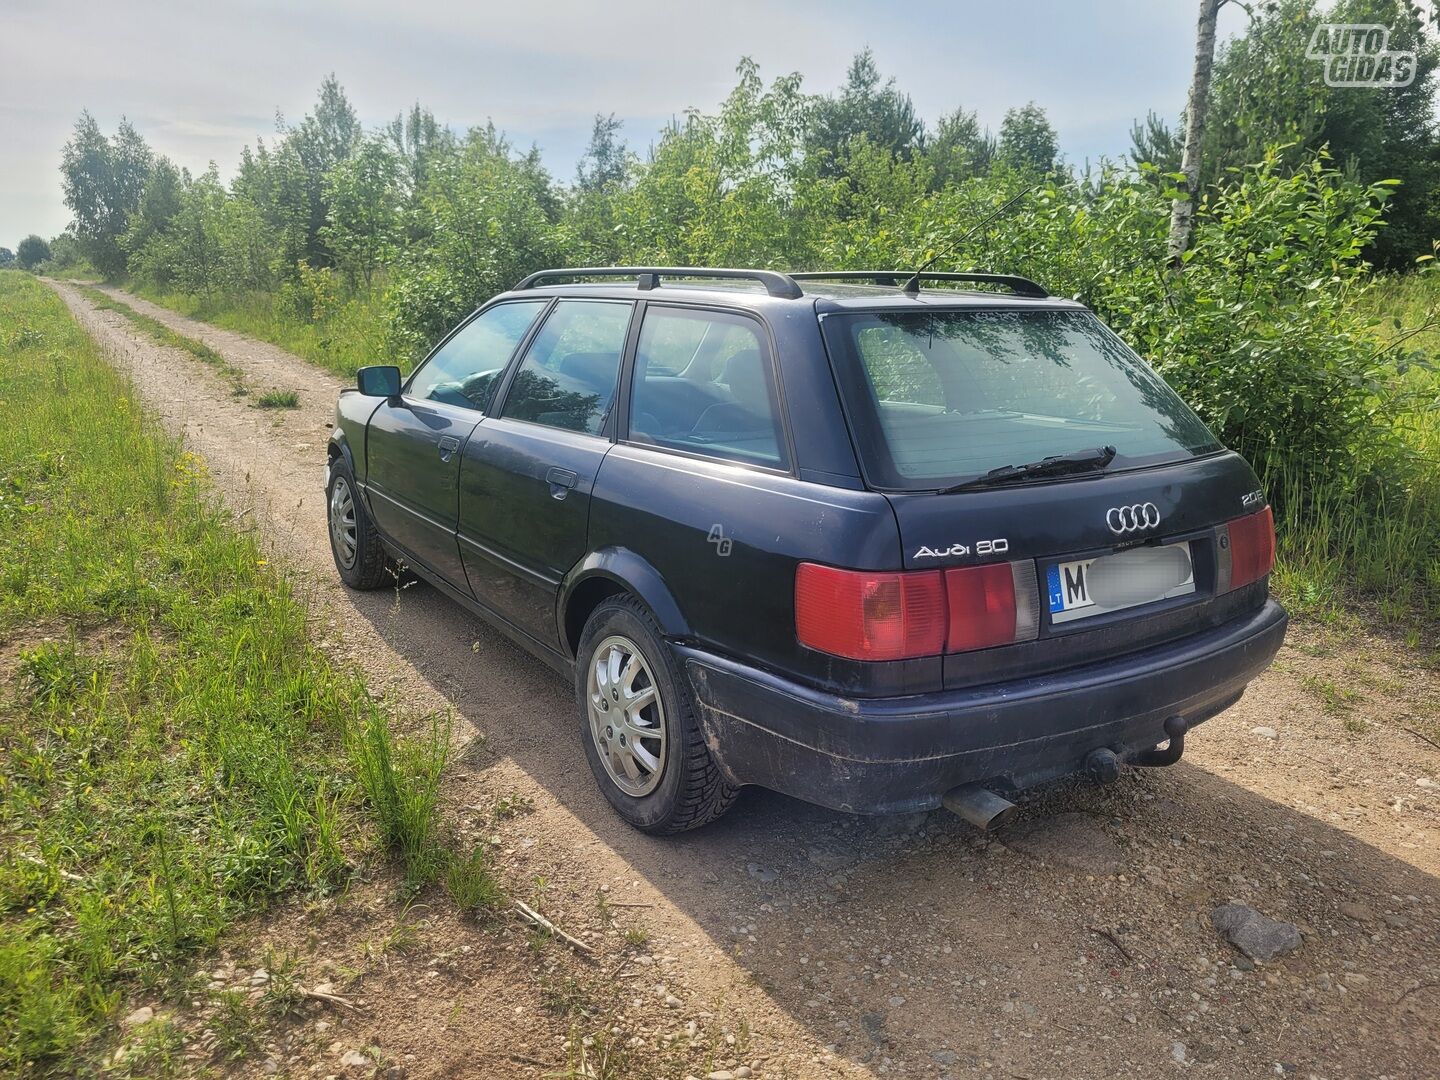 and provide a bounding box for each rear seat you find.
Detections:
[631,374,731,437]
